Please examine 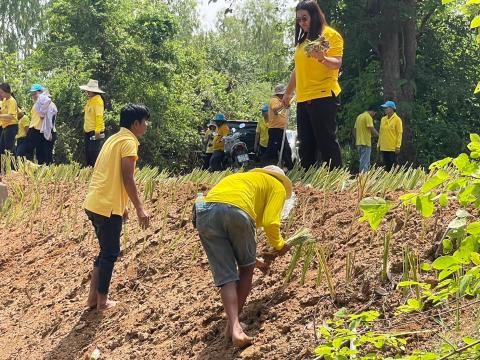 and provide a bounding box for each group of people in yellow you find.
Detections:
[354,100,403,172]
[0,79,106,168]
